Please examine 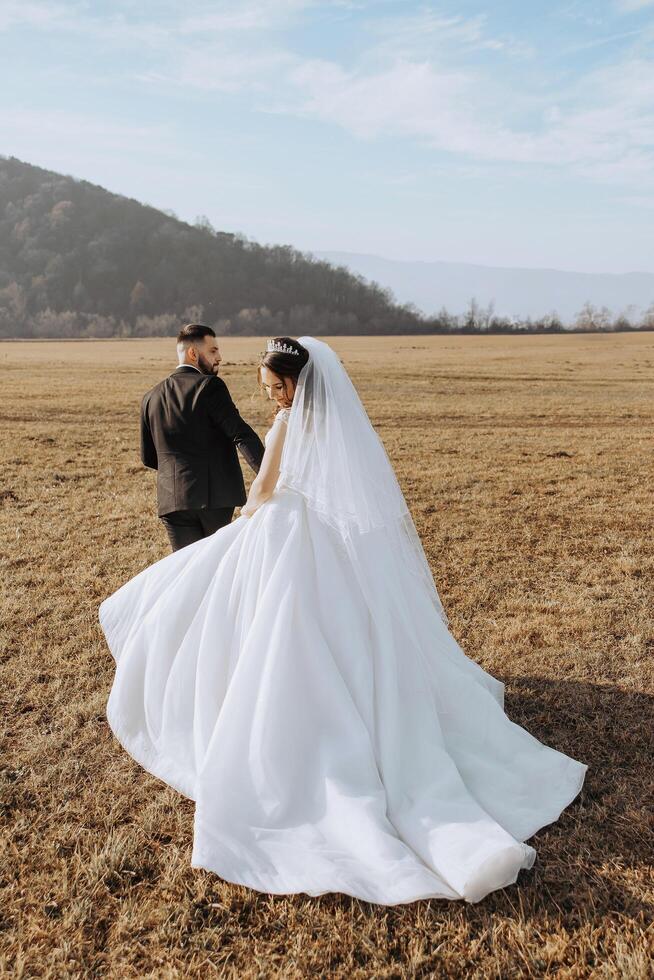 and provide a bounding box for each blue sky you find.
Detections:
[2,0,654,272]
